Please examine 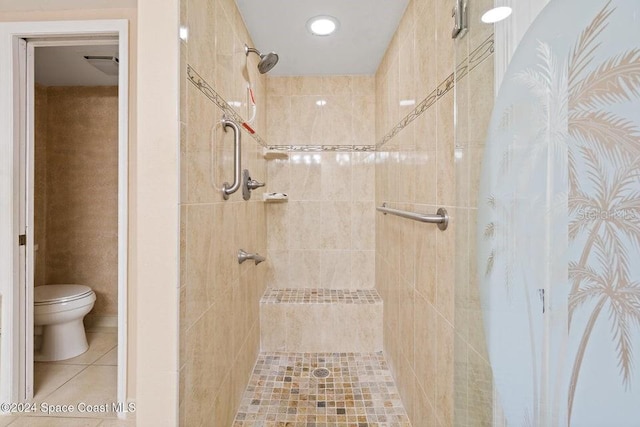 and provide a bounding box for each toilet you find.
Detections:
[34,284,96,362]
